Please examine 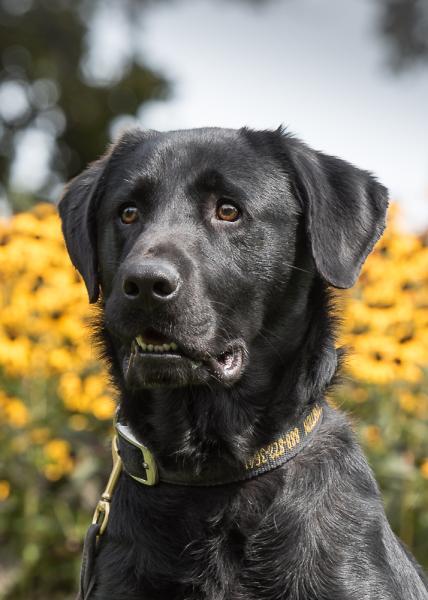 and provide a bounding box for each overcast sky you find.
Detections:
[126,0,428,230]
